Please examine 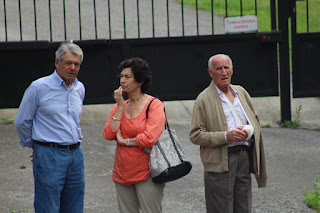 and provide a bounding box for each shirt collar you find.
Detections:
[214,84,238,97]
